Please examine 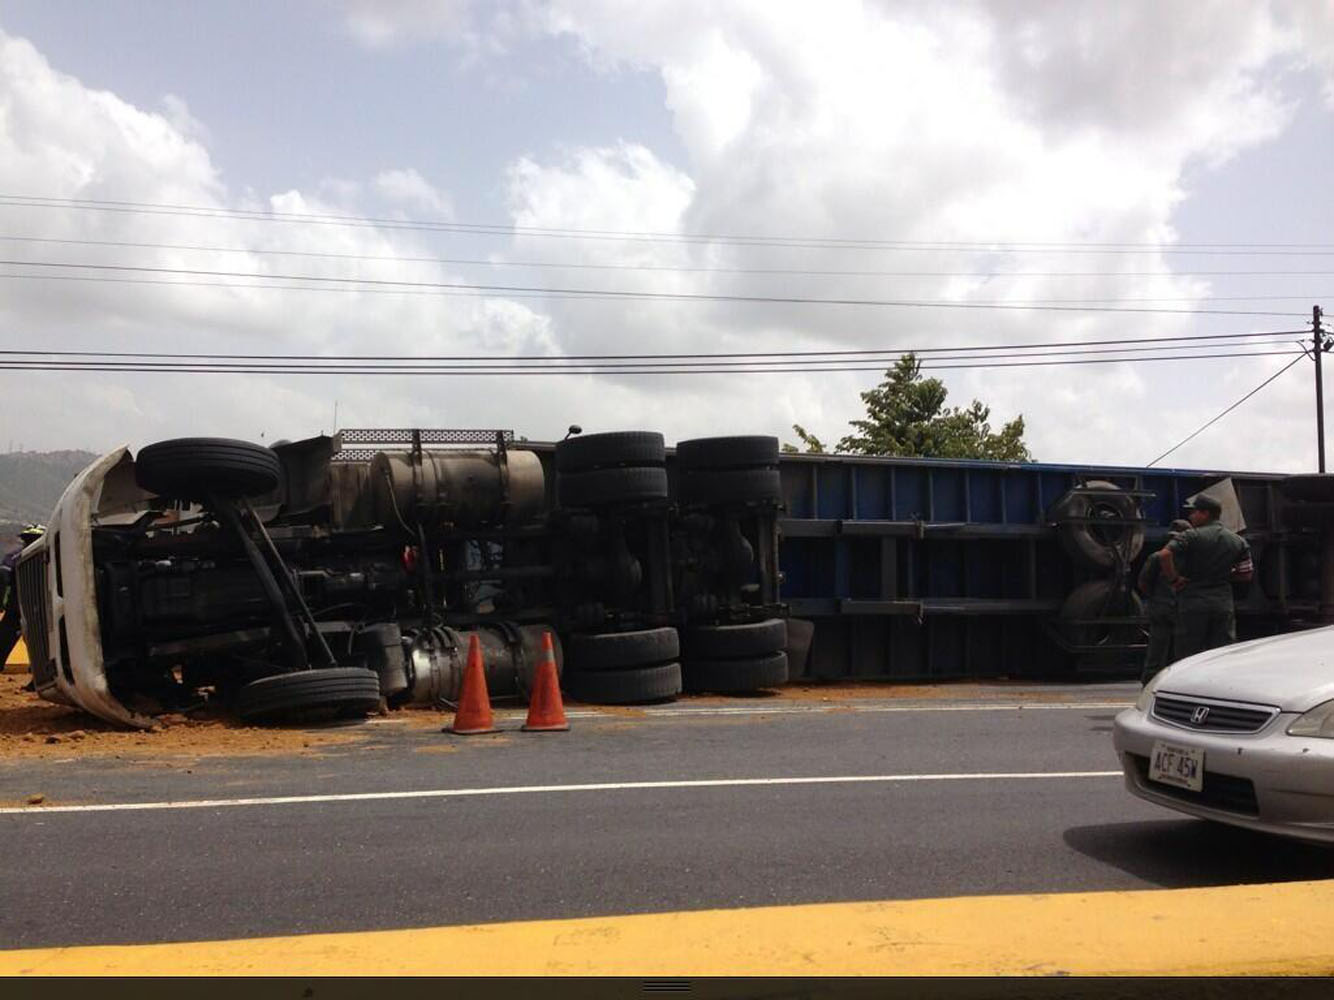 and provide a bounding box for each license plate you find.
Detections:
[1148,740,1205,792]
